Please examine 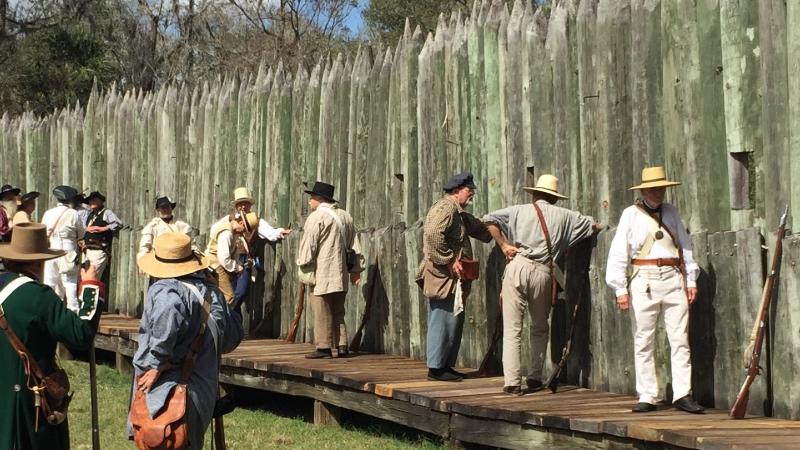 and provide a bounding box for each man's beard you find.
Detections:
[1,200,18,216]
